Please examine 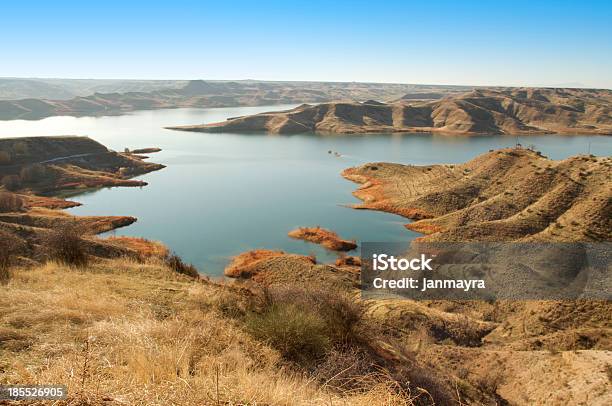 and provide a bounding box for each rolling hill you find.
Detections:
[170,88,612,135]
